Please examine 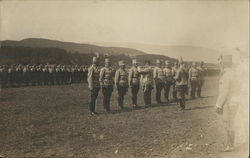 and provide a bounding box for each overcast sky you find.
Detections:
[1,0,248,52]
